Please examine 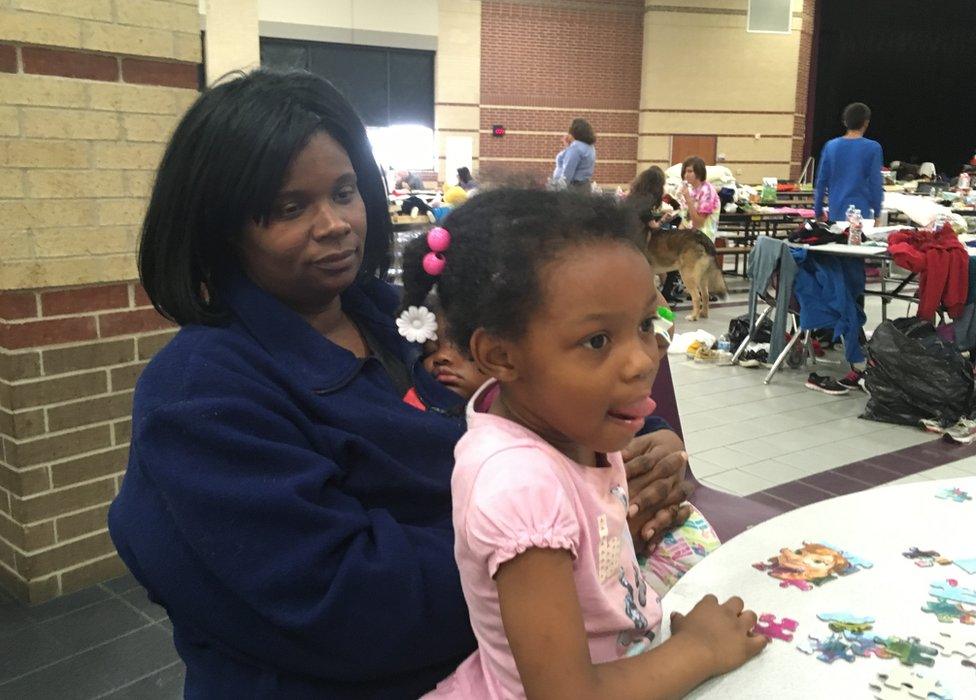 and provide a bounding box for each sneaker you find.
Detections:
[805,373,850,395]
[837,369,865,391]
[739,350,760,368]
[755,349,770,366]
